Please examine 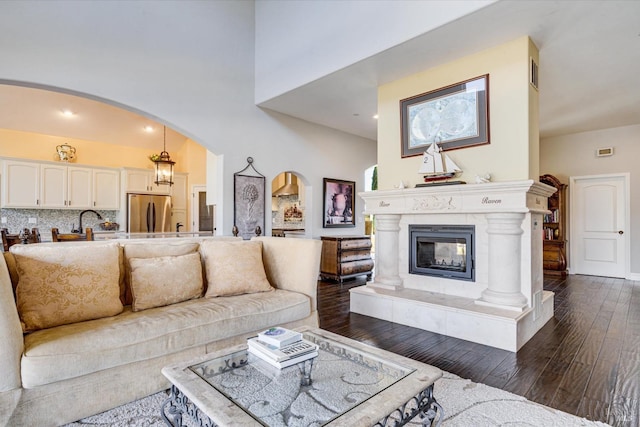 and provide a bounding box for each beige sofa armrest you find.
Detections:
[0,254,24,391]
[253,237,321,311]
